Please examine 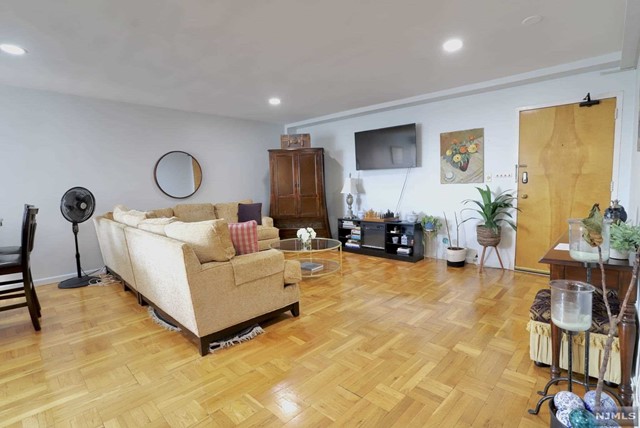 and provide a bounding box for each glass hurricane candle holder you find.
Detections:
[550,280,594,332]
[568,218,611,263]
